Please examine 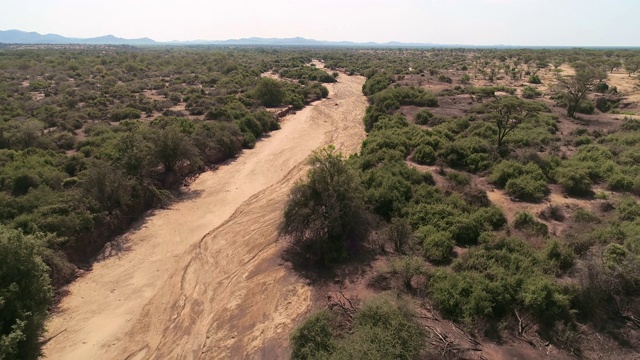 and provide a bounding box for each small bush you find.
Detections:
[416,227,455,263]
[414,109,433,125]
[576,99,595,115]
[411,145,436,165]
[572,208,599,223]
[513,212,548,237]
[290,311,335,360]
[528,74,542,84]
[539,205,565,222]
[473,205,507,230]
[445,171,471,187]
[573,135,593,147]
[594,82,609,93]
[438,75,453,83]
[110,107,141,121]
[608,173,634,192]
[331,296,426,359]
[387,218,413,253]
[491,161,547,202]
[389,256,427,289]
[505,175,547,202]
[618,197,640,221]
[556,167,592,196]
[540,239,575,276]
[522,86,542,99]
